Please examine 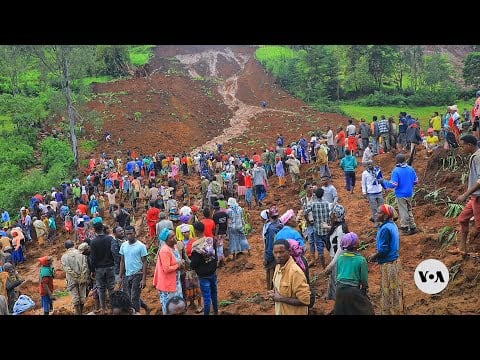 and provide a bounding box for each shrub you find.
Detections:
[0,137,35,170]
[41,137,74,172]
